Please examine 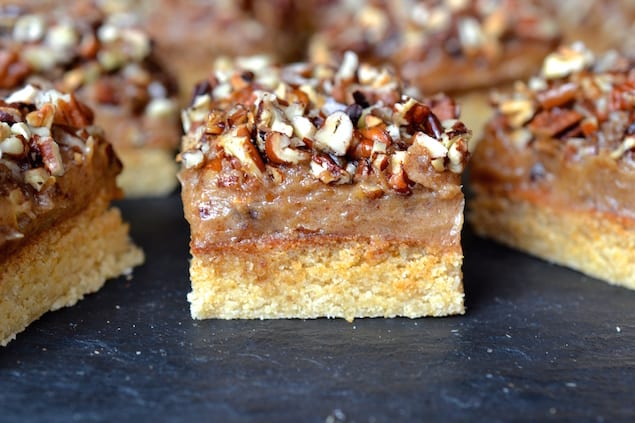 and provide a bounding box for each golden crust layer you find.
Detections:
[0,196,144,346]
[189,238,464,321]
[470,194,635,289]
